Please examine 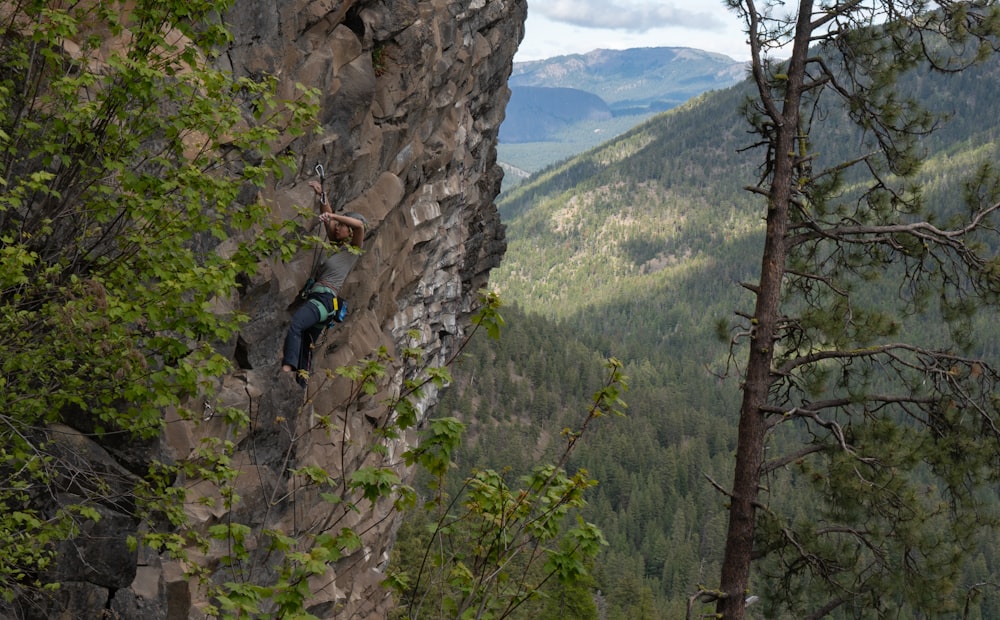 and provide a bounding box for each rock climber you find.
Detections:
[281,179,367,384]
